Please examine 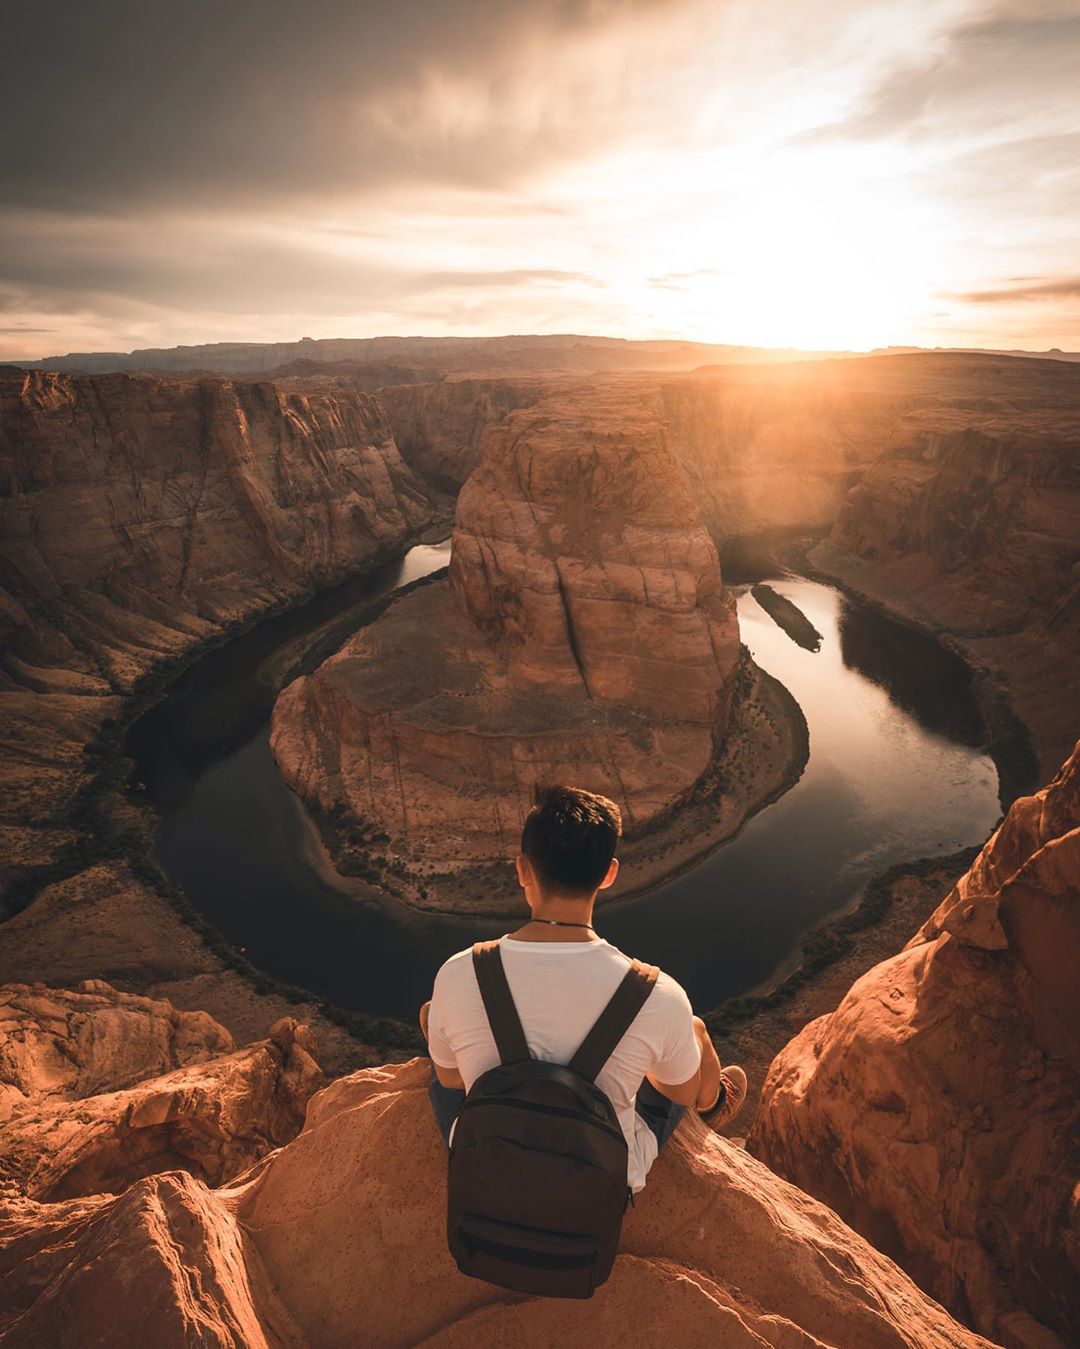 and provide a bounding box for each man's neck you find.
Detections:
[508,892,600,942]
